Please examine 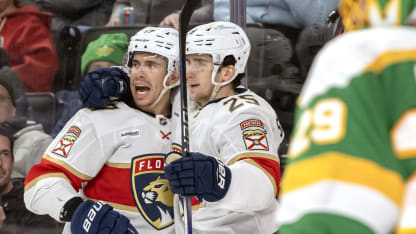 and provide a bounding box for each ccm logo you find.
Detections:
[83,201,105,232]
